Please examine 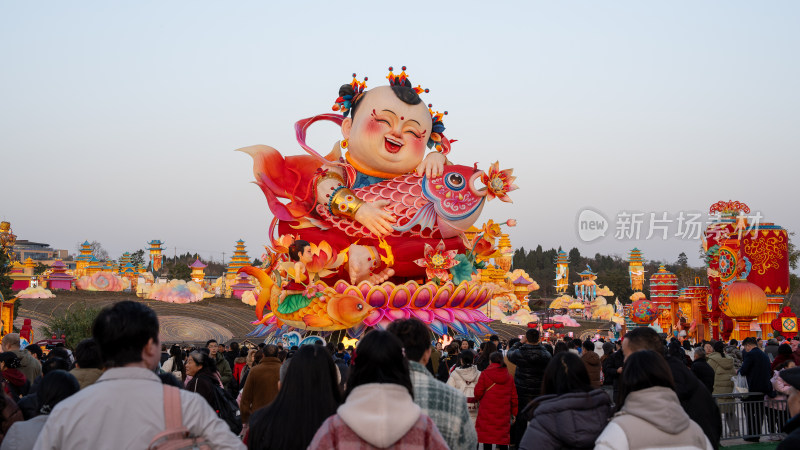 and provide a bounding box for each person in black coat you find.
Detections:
[507,329,552,408]
[778,367,800,450]
[622,327,721,450]
[507,329,551,444]
[740,336,773,442]
[691,348,716,393]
